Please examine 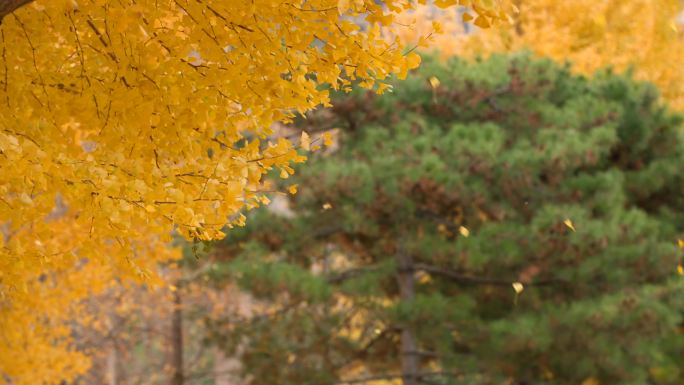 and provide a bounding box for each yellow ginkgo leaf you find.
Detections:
[429,76,441,89]
[677,264,684,275]
[459,225,470,237]
[678,239,684,249]
[377,82,393,94]
[474,16,491,28]
[563,218,575,232]
[288,184,298,194]
[322,132,334,147]
[337,0,350,14]
[300,131,311,151]
[405,52,422,70]
[512,282,524,294]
